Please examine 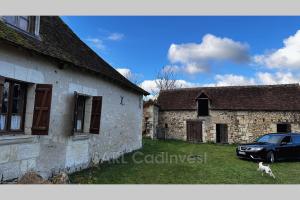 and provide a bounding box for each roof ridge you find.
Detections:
[160,83,300,92]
